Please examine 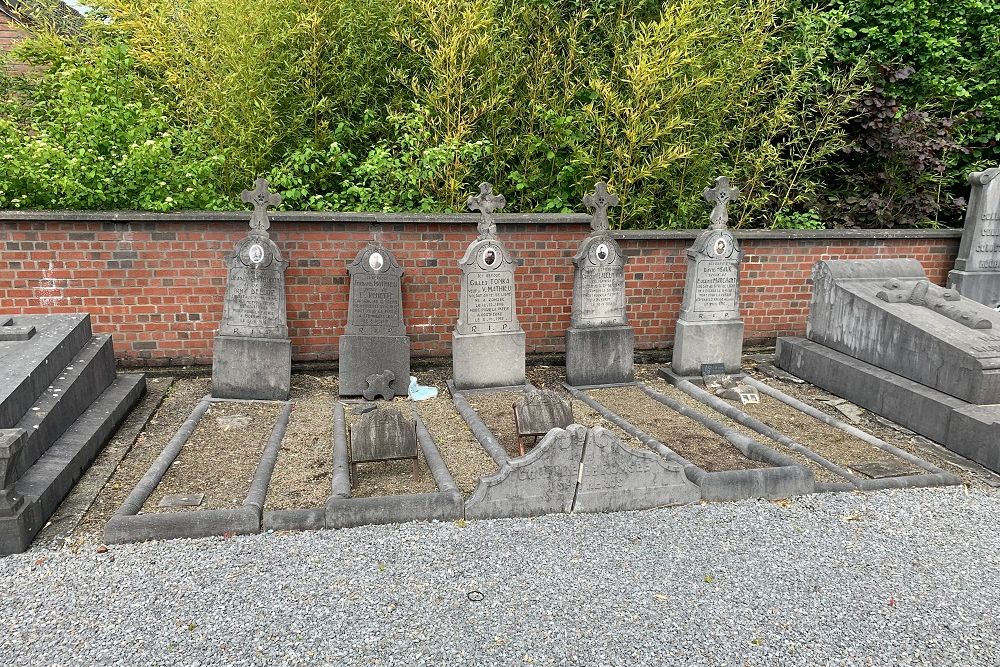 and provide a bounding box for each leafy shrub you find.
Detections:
[0,37,226,210]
